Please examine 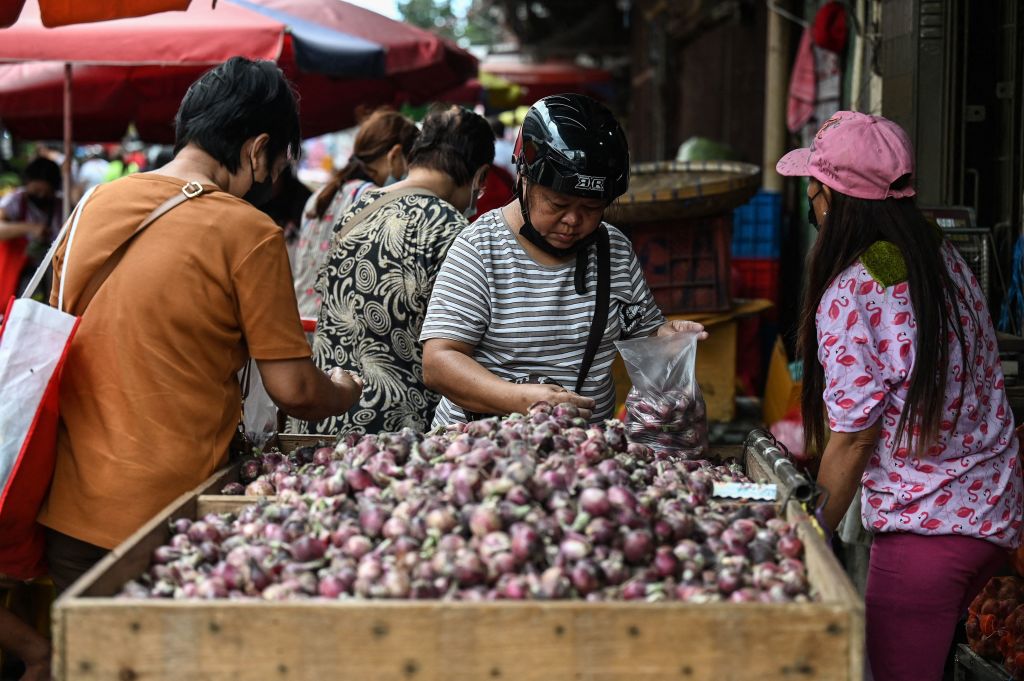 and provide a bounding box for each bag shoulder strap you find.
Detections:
[334,187,437,245]
[575,226,611,394]
[74,181,205,314]
[21,185,95,302]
